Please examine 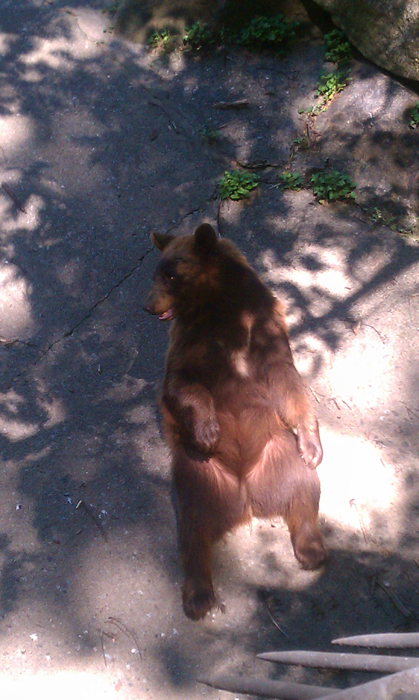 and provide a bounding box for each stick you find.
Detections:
[374,577,412,619]
[333,632,419,648]
[263,601,288,637]
[1,183,26,213]
[76,500,107,541]
[212,99,249,109]
[105,616,142,658]
[258,650,419,673]
[198,674,336,699]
